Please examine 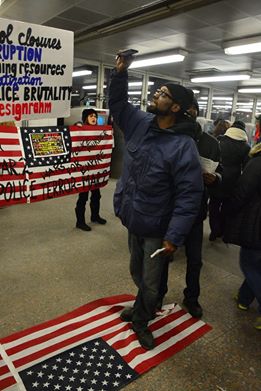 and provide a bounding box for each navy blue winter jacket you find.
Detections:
[109,70,203,246]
